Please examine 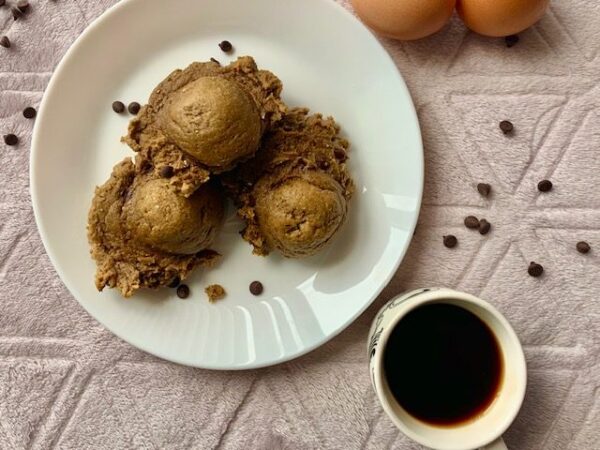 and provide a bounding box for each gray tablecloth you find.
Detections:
[1,0,598,448]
